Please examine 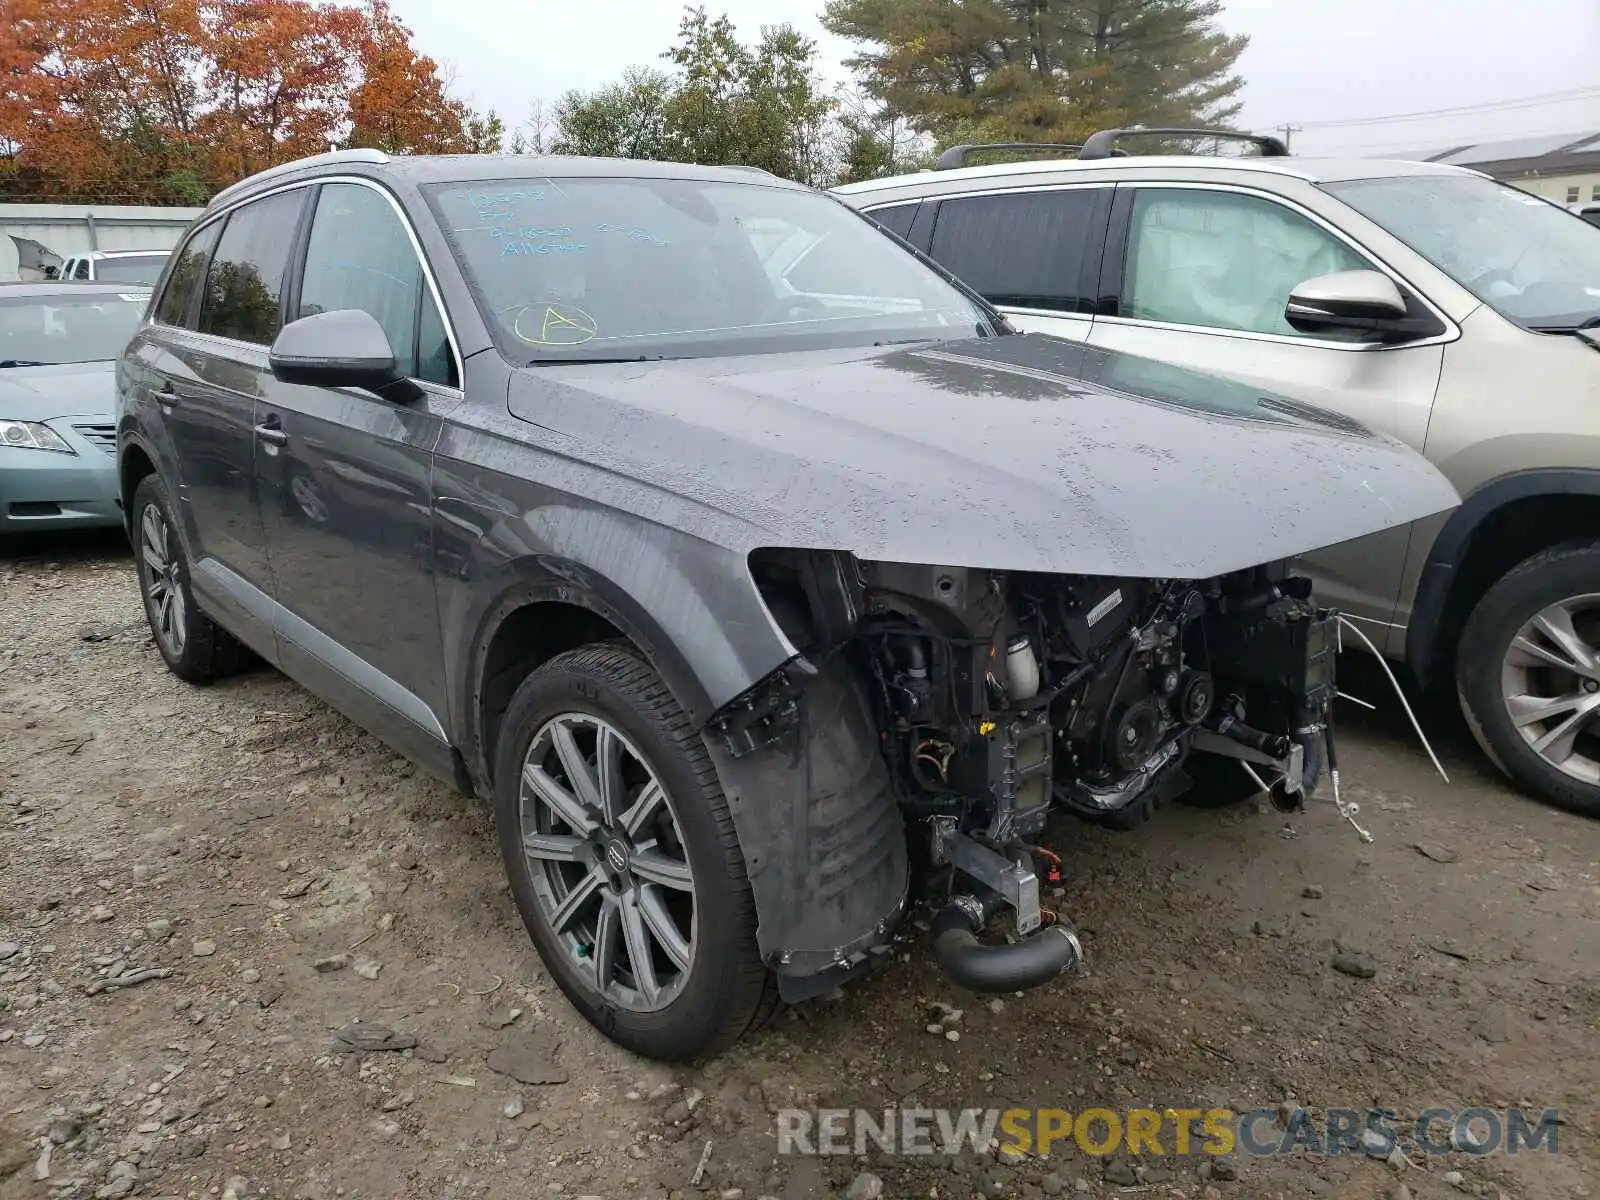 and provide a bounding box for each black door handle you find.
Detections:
[253,422,288,447]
